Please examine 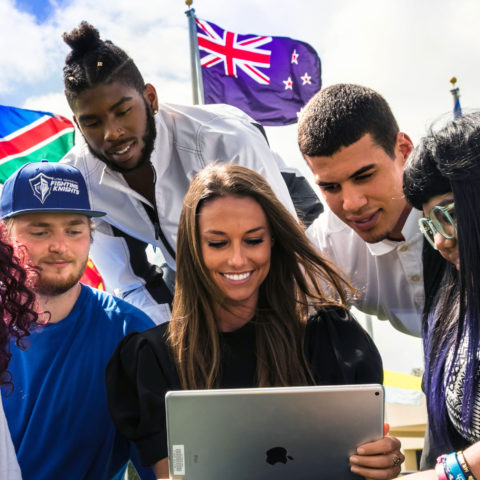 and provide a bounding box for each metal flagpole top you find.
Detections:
[184,0,204,104]
[449,76,462,119]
